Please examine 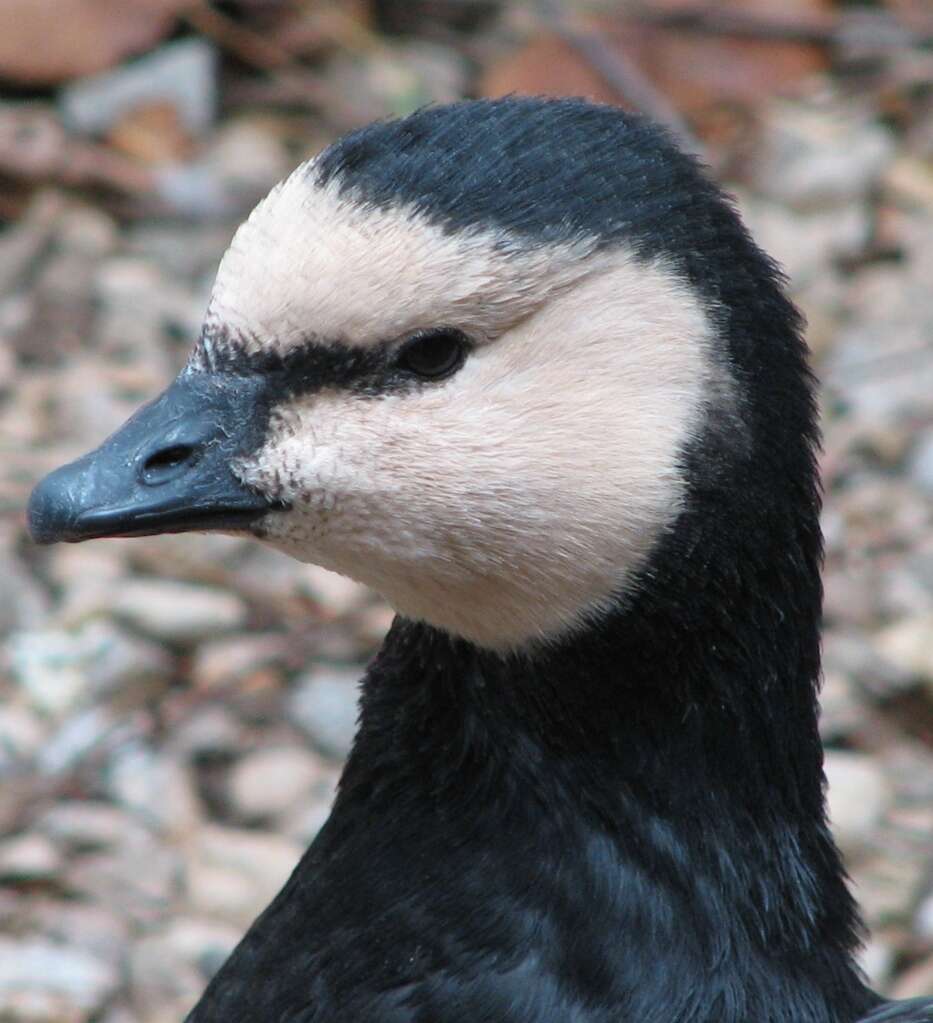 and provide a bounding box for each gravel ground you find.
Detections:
[0,5,931,1019]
